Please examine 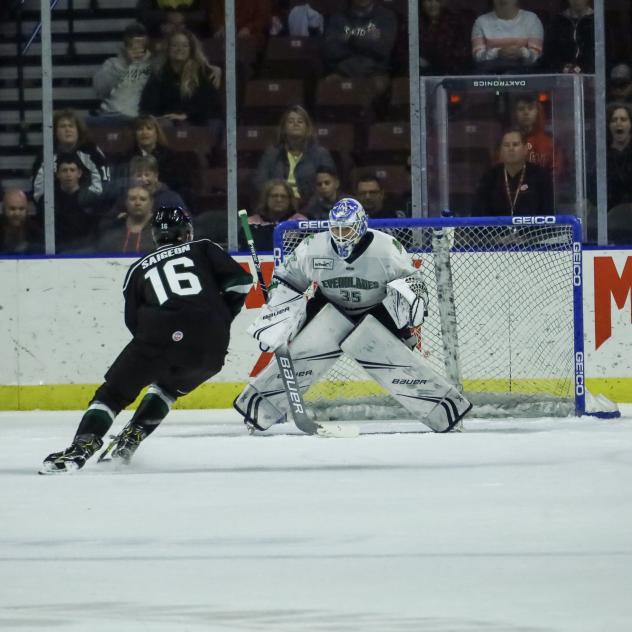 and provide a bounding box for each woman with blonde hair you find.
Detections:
[254,105,336,206]
[140,28,221,125]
